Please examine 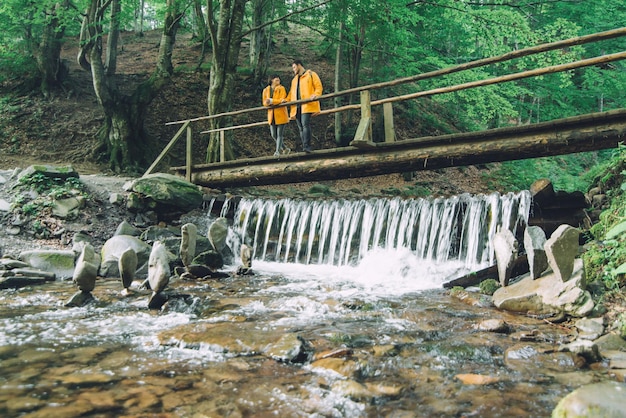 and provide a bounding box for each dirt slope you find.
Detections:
[0,29,495,197]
